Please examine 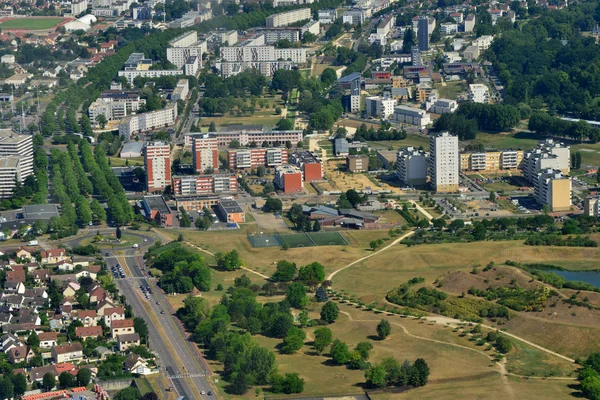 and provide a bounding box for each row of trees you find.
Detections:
[528,112,600,143]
